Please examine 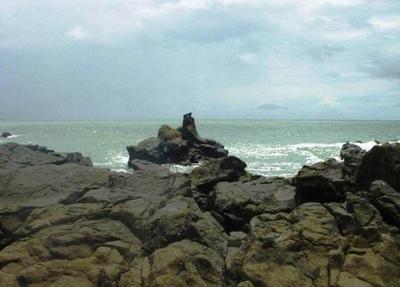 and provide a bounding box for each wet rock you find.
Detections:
[1,132,12,138]
[357,143,400,190]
